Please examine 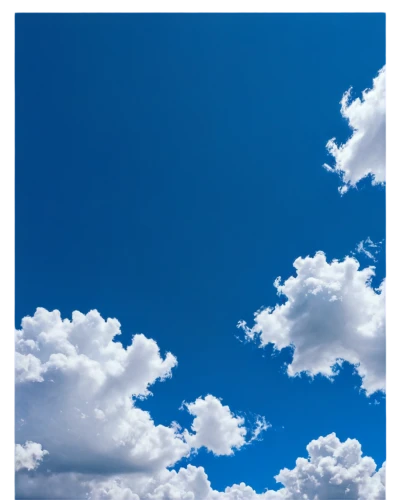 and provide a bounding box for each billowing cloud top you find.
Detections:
[323,66,385,193]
